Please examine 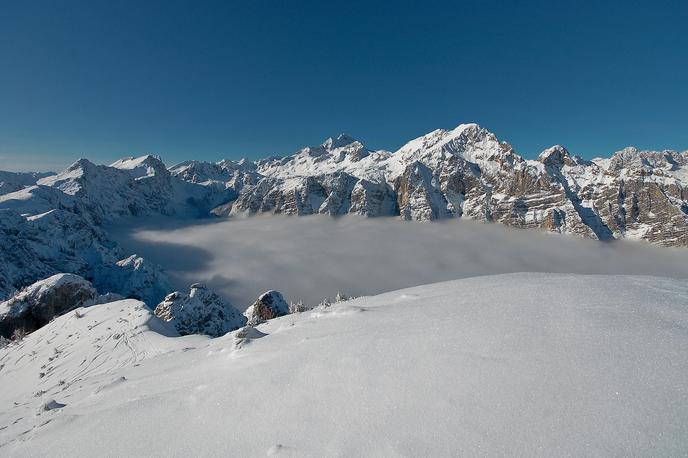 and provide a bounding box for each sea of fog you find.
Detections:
[110,215,688,309]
